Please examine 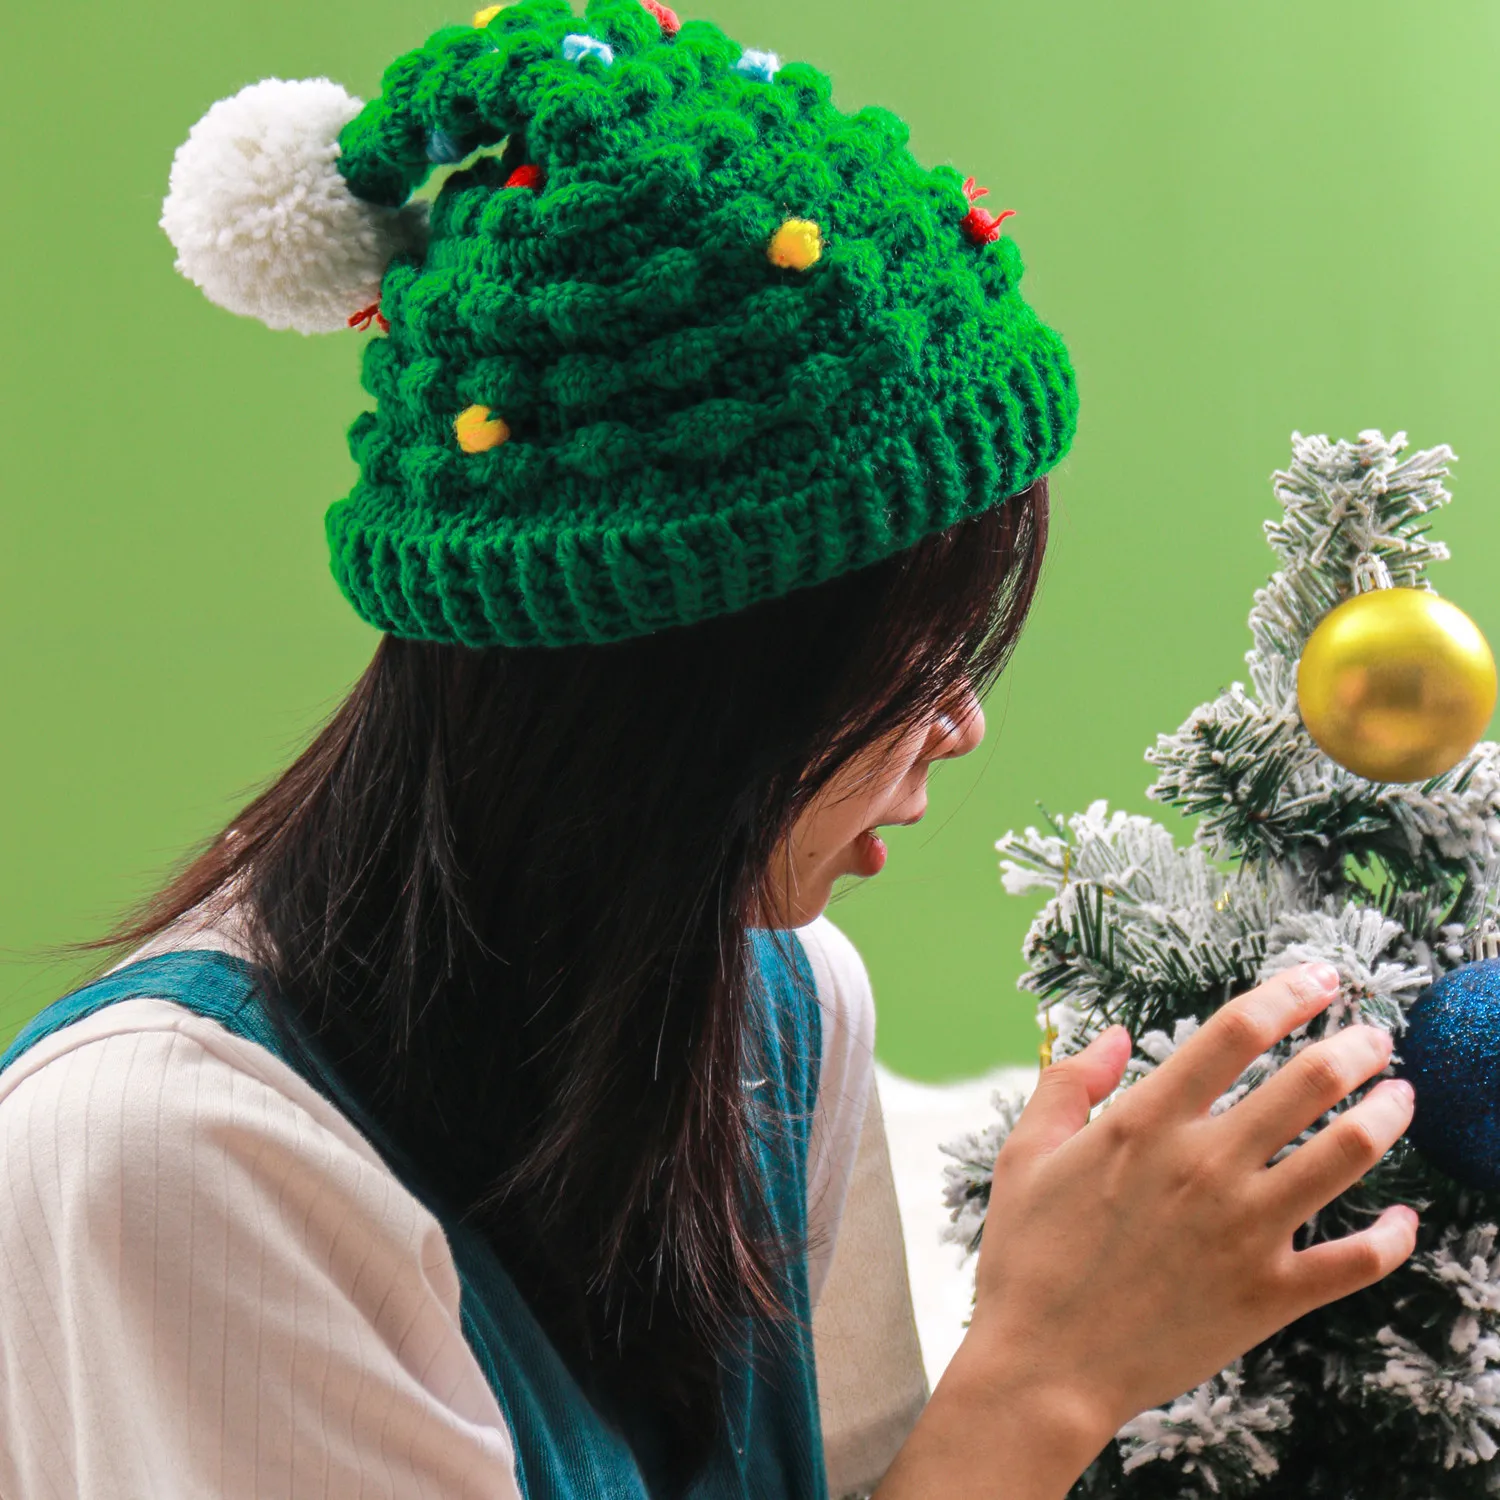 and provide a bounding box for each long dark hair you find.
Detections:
[68,478,1049,1480]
